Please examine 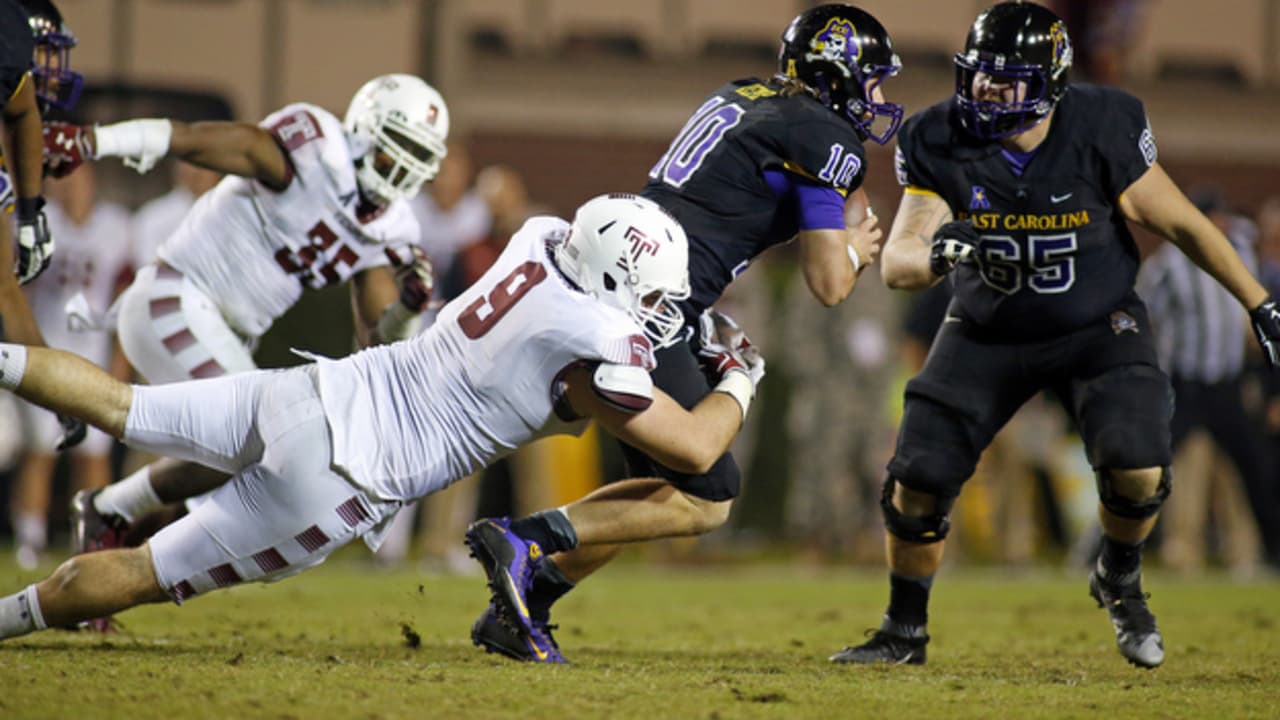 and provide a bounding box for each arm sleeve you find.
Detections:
[763,169,846,230]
